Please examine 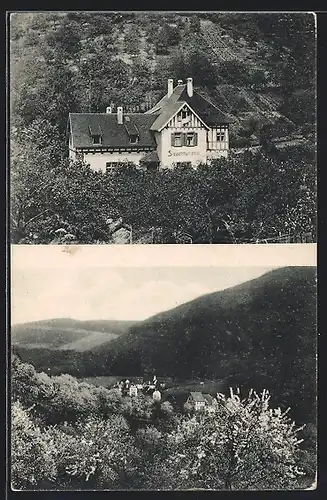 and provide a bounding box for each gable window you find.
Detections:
[217,130,226,142]
[181,110,188,120]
